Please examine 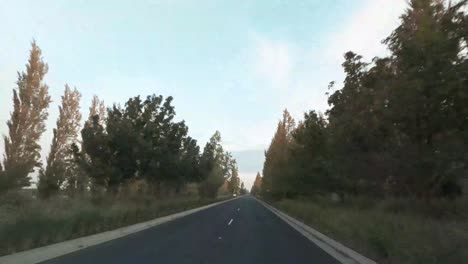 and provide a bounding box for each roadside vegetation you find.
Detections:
[0,39,245,255]
[0,191,223,256]
[277,197,468,264]
[253,1,468,263]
